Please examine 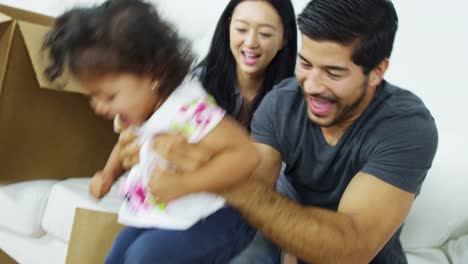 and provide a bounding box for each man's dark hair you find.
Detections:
[43,0,194,99]
[297,0,398,74]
